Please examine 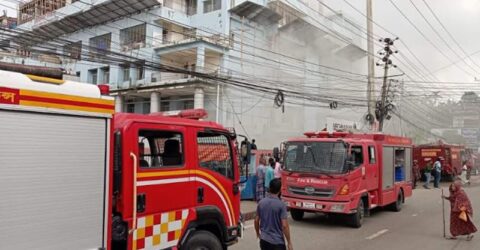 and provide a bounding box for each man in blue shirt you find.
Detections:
[254,178,293,250]
[264,158,276,192]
